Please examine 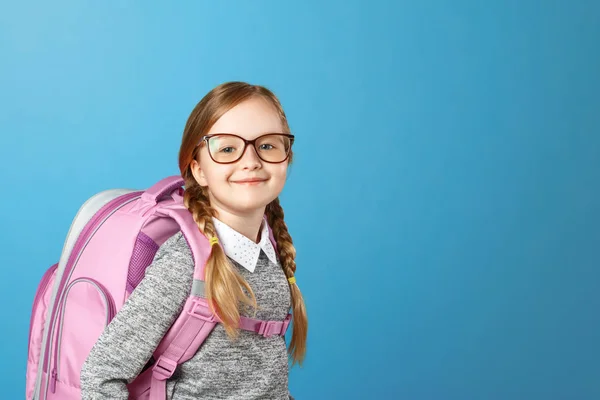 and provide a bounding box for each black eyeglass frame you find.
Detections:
[197,133,295,164]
